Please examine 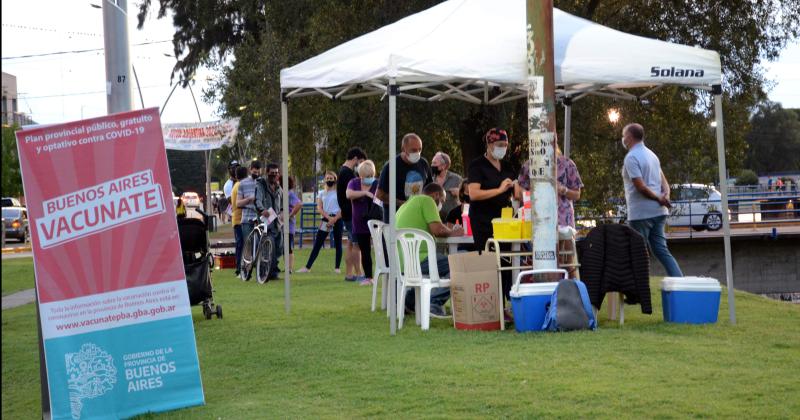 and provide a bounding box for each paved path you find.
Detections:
[2,288,35,310]
[2,251,32,259]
